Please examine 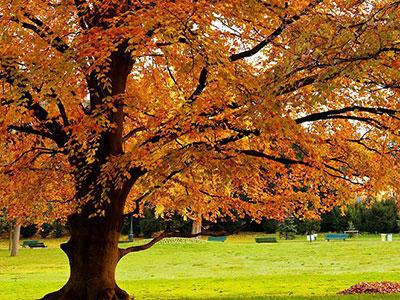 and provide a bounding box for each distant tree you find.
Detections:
[347,221,356,231]
[10,224,20,257]
[20,224,38,238]
[361,199,399,233]
[53,221,65,238]
[137,209,168,238]
[320,207,351,232]
[295,219,321,235]
[191,216,202,239]
[262,219,279,234]
[0,214,12,236]
[40,223,53,238]
[319,199,400,234]
[277,217,297,240]
[345,202,364,232]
